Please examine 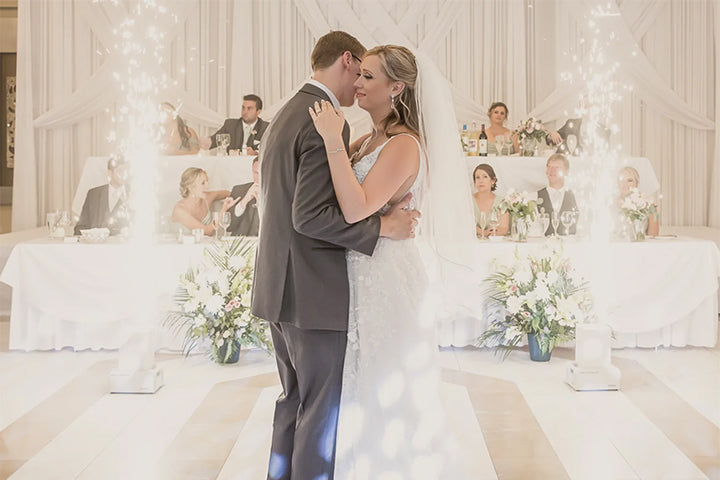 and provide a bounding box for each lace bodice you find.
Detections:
[351,133,425,214]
